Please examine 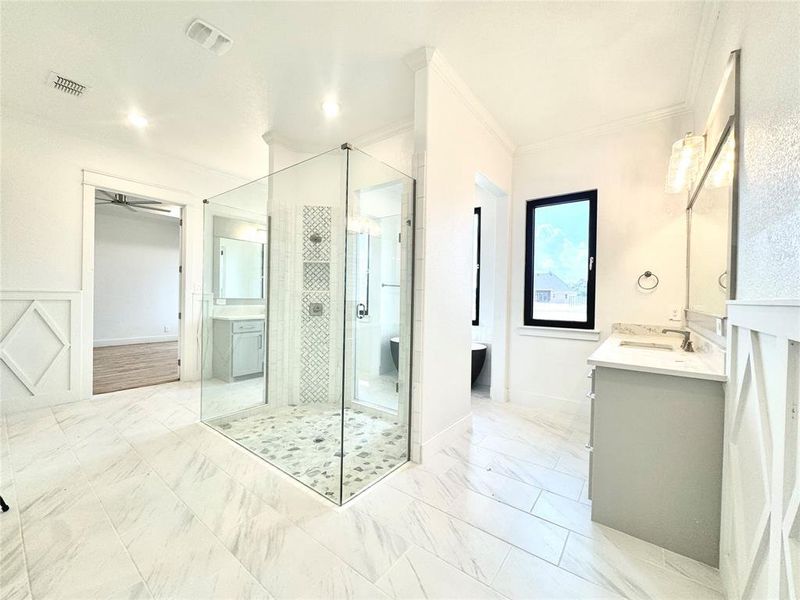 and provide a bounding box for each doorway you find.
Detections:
[92,188,183,394]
